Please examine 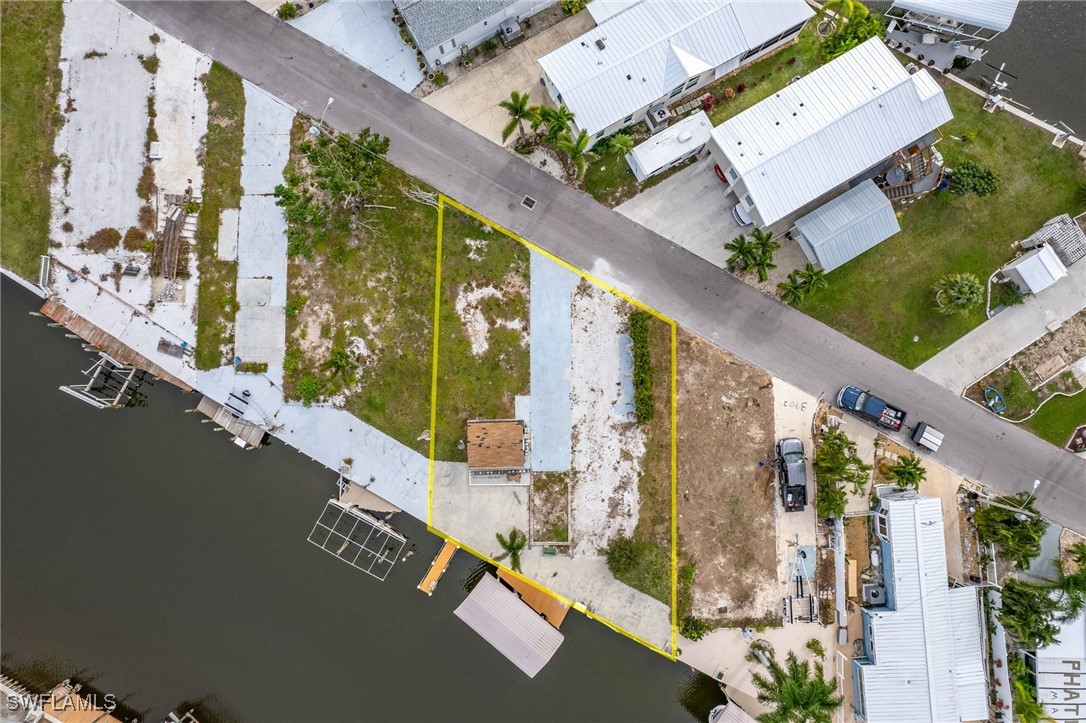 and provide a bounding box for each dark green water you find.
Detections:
[0,278,722,721]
